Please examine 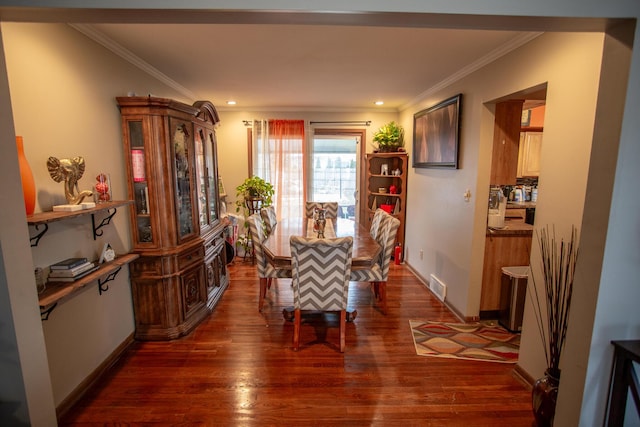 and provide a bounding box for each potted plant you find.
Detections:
[372,121,405,152]
[529,225,579,427]
[235,175,274,214]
